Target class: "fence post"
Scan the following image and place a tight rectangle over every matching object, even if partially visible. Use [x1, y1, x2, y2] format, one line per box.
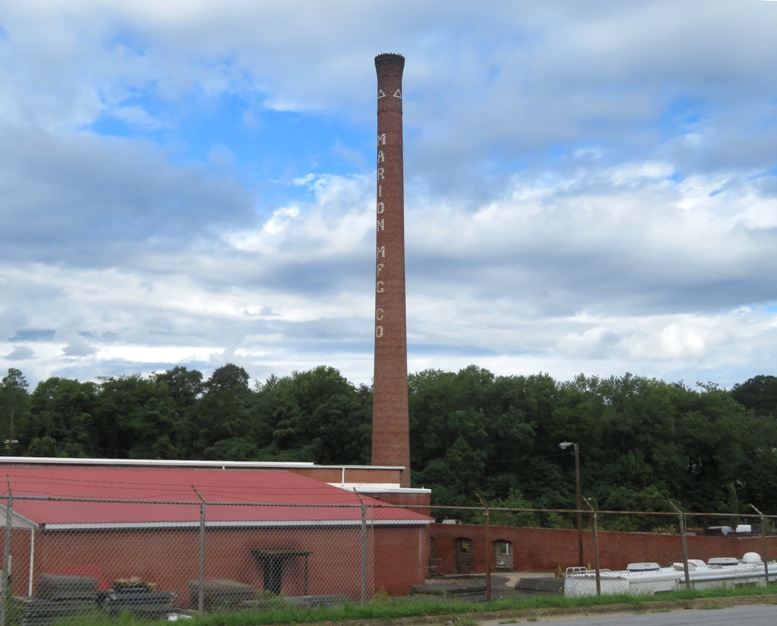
[583, 498, 600, 596]
[476, 493, 492, 601]
[668, 500, 690, 590]
[750, 504, 769, 585]
[353, 490, 368, 604]
[193, 487, 206, 615]
[0, 489, 12, 626]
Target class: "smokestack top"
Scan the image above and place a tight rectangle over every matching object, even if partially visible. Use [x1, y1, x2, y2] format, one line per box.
[375, 53, 405, 71]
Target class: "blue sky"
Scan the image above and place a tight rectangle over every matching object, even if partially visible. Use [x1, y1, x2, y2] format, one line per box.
[2, 0, 777, 391]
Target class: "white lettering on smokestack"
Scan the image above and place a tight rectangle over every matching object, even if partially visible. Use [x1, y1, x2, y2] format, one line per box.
[372, 53, 410, 487]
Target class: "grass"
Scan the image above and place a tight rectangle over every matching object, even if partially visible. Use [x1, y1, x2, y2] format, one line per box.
[30, 585, 777, 626]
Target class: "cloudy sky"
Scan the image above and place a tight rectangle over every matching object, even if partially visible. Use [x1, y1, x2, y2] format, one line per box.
[2, 1, 777, 391]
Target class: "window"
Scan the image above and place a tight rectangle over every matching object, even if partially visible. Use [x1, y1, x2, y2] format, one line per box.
[494, 540, 514, 570]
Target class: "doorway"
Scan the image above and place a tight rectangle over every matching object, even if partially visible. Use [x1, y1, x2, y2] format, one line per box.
[455, 537, 473, 574]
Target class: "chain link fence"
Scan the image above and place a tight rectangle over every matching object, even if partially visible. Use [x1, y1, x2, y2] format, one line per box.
[424, 504, 777, 602]
[0, 494, 425, 625]
[2, 496, 777, 624]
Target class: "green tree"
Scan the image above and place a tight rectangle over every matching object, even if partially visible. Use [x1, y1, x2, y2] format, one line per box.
[184, 364, 257, 459]
[0, 368, 29, 455]
[22, 377, 98, 457]
[94, 375, 177, 458]
[410, 366, 544, 505]
[154, 366, 203, 411]
[257, 366, 370, 464]
[488, 489, 541, 527]
[730, 375, 777, 417]
[153, 366, 204, 458]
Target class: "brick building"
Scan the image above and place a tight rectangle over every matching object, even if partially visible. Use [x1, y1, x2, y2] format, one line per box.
[0, 460, 432, 607]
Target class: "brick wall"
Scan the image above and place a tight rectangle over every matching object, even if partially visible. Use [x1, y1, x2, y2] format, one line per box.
[9, 523, 427, 605]
[429, 523, 777, 575]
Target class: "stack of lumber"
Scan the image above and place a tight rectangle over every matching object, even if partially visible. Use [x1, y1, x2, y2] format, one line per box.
[17, 574, 98, 625]
[188, 578, 254, 611]
[105, 576, 176, 617]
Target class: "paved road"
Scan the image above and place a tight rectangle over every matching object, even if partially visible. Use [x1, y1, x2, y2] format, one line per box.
[480, 603, 777, 625]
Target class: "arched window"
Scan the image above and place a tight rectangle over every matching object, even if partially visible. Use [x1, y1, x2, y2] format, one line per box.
[493, 540, 514, 570]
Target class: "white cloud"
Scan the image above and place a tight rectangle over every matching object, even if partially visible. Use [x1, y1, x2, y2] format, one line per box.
[1, 0, 777, 391]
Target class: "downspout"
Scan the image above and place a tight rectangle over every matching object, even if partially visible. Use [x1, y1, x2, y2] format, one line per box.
[1, 485, 13, 626]
[28, 526, 35, 596]
[353, 489, 368, 604]
[192, 487, 206, 615]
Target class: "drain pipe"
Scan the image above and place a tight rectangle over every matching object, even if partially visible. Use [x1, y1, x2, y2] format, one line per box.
[1, 486, 13, 626]
[192, 487, 206, 615]
[353, 489, 368, 604]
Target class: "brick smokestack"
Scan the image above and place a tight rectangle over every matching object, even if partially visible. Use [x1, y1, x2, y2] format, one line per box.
[372, 53, 411, 487]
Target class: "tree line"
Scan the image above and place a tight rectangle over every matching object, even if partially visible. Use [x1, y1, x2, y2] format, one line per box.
[2, 365, 777, 517]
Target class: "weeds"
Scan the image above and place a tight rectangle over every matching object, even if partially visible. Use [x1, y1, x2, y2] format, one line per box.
[33, 585, 777, 626]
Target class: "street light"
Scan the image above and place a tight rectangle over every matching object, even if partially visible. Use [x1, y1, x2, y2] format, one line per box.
[560, 441, 583, 566]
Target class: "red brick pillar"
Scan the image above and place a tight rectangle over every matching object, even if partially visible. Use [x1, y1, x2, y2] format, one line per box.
[372, 53, 411, 487]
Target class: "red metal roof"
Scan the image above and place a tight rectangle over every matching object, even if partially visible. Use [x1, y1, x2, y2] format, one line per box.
[0, 465, 431, 528]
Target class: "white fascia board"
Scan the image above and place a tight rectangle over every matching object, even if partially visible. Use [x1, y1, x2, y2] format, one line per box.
[0, 456, 316, 469]
[41, 518, 433, 531]
[331, 483, 432, 494]
[0, 457, 405, 471]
